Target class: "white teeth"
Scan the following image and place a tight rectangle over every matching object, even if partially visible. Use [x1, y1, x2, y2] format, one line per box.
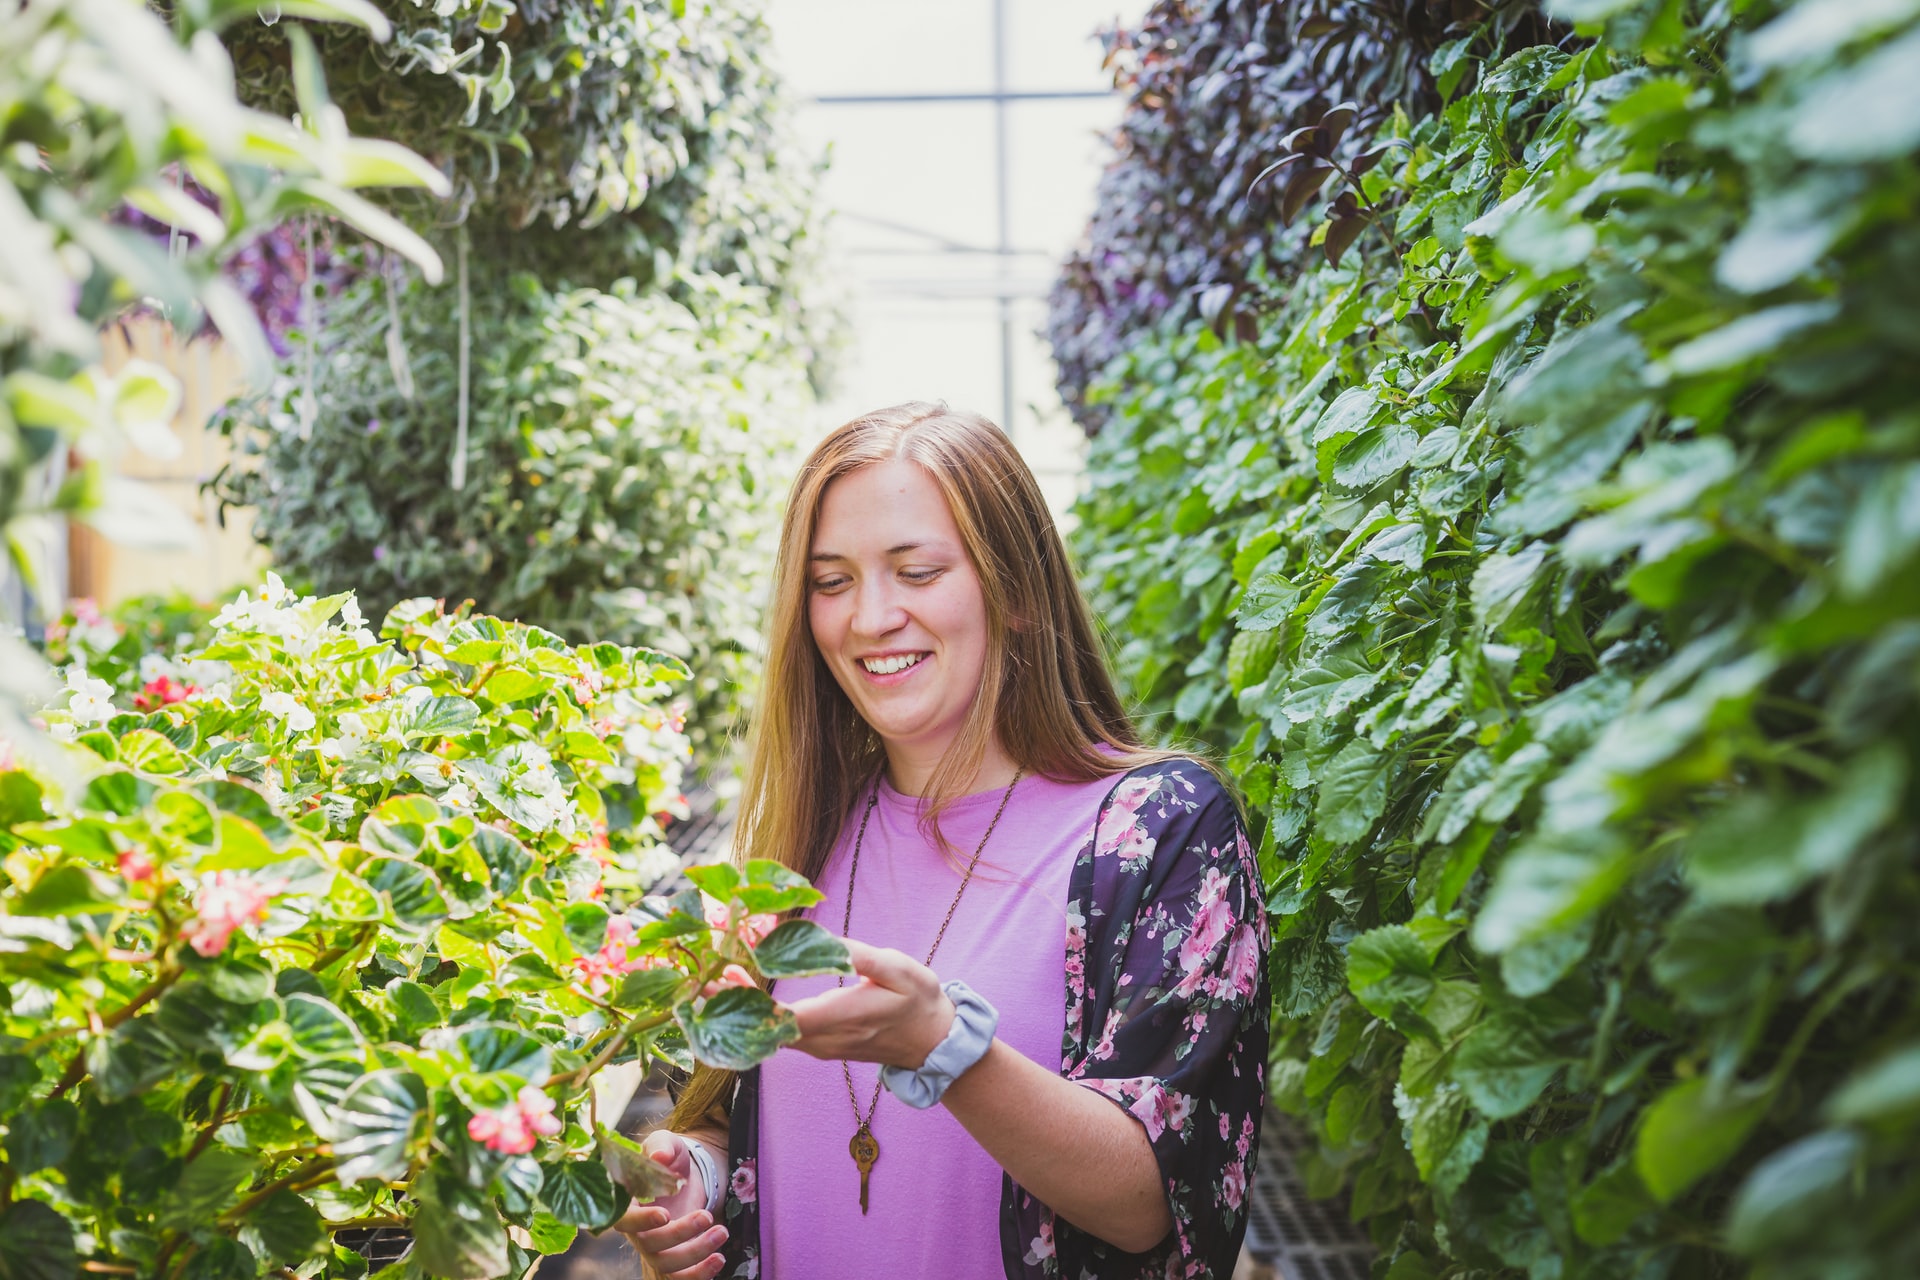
[861, 653, 926, 675]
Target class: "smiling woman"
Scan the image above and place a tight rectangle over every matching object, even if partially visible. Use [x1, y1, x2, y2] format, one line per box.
[617, 403, 1271, 1280]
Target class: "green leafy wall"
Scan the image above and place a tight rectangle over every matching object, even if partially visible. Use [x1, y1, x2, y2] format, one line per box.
[1067, 0, 1920, 1274]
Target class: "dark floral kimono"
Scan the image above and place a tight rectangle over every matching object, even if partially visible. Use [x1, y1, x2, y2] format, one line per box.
[719, 761, 1271, 1280]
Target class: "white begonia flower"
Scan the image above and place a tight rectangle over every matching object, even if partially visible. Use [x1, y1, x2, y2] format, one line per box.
[442, 781, 475, 809]
[259, 691, 317, 734]
[72, 619, 120, 654]
[340, 597, 365, 630]
[261, 572, 293, 606]
[138, 653, 172, 683]
[211, 589, 255, 632]
[259, 770, 287, 809]
[64, 669, 116, 725]
[316, 711, 371, 759]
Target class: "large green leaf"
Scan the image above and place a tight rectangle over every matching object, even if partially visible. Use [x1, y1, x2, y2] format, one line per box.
[159, 1149, 260, 1227]
[1634, 1078, 1769, 1203]
[400, 695, 481, 741]
[412, 1165, 510, 1279]
[0, 1201, 76, 1280]
[362, 856, 451, 929]
[1, 1100, 76, 1175]
[539, 1157, 622, 1229]
[674, 988, 801, 1071]
[752, 920, 853, 979]
[238, 1190, 329, 1266]
[326, 1070, 427, 1186]
[1345, 926, 1434, 1018]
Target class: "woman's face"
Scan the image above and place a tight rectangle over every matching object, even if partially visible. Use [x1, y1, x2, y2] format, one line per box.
[807, 458, 991, 768]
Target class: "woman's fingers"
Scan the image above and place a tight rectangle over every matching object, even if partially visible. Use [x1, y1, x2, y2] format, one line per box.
[613, 1203, 668, 1235]
[625, 1209, 728, 1275]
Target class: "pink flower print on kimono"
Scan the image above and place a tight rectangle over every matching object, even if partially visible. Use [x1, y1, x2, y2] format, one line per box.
[1024, 1215, 1056, 1265]
[1173, 866, 1236, 998]
[1221, 1156, 1247, 1213]
[730, 1158, 757, 1206]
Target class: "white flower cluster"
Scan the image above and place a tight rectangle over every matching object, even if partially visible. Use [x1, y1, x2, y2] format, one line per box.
[259, 691, 317, 734]
[210, 573, 378, 657]
[49, 668, 116, 739]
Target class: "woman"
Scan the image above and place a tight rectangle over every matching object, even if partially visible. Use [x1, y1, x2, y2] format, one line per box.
[618, 403, 1269, 1279]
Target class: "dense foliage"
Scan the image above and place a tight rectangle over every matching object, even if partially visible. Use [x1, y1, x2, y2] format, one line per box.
[1068, 0, 1920, 1274]
[215, 0, 831, 764]
[0, 0, 444, 742]
[223, 0, 826, 303]
[1, 579, 849, 1275]
[215, 268, 805, 759]
[1047, 0, 1554, 432]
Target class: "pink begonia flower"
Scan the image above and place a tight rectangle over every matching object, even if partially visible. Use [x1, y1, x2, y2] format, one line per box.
[118, 850, 155, 883]
[572, 917, 662, 995]
[467, 1087, 564, 1155]
[702, 964, 756, 998]
[730, 1158, 757, 1205]
[186, 872, 273, 957]
[702, 894, 777, 948]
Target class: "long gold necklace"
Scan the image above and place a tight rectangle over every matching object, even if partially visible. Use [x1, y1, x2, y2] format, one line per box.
[837, 768, 1024, 1215]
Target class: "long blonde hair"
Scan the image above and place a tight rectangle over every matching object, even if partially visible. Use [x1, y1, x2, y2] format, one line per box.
[668, 402, 1181, 1131]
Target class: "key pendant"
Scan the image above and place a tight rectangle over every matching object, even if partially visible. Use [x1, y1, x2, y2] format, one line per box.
[849, 1125, 879, 1214]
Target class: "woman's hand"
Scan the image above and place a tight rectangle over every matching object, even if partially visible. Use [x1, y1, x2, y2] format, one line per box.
[613, 1131, 727, 1280]
[785, 938, 955, 1068]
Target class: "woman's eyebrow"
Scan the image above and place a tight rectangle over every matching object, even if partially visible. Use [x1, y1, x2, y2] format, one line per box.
[809, 542, 930, 562]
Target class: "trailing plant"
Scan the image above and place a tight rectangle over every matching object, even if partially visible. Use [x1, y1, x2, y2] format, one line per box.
[1069, 0, 1920, 1275]
[1046, 0, 1554, 433]
[213, 268, 805, 762]
[0, 0, 448, 745]
[0, 576, 849, 1276]
[222, 0, 828, 306]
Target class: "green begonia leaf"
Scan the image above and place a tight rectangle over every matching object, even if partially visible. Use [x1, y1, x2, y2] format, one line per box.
[539, 1158, 622, 1230]
[674, 987, 801, 1071]
[752, 920, 854, 979]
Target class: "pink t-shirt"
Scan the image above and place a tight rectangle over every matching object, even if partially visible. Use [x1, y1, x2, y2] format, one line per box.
[758, 769, 1120, 1279]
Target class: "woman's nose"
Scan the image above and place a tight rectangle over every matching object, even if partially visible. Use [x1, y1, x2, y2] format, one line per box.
[849, 581, 906, 638]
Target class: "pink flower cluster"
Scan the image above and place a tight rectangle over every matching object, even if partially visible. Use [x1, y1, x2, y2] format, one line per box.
[467, 1086, 563, 1154]
[118, 849, 155, 883]
[187, 872, 273, 957]
[572, 918, 661, 995]
[702, 964, 755, 998]
[702, 894, 776, 949]
[134, 675, 199, 711]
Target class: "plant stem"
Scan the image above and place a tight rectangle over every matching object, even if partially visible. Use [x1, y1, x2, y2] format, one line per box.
[550, 1007, 676, 1090]
[219, 1157, 335, 1224]
[186, 1082, 235, 1163]
[49, 965, 183, 1100]
[313, 924, 377, 973]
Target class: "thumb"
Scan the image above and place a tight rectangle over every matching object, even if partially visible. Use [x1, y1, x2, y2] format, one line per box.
[847, 939, 919, 991]
[642, 1129, 691, 1175]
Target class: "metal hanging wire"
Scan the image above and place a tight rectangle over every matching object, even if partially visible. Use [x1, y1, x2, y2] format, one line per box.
[450, 229, 470, 491]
